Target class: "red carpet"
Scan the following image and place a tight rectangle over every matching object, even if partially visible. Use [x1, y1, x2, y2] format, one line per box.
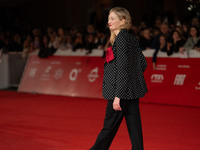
[0, 91, 200, 150]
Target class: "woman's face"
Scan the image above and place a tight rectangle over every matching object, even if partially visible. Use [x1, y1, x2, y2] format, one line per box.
[190, 27, 197, 37]
[172, 32, 180, 40]
[108, 11, 124, 32]
[159, 36, 166, 45]
[58, 28, 64, 36]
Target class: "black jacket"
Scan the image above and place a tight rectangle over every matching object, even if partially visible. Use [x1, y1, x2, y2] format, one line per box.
[102, 29, 148, 100]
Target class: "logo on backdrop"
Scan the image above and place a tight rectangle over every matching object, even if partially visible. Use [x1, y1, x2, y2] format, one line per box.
[69, 68, 82, 81]
[195, 82, 200, 90]
[174, 74, 186, 85]
[156, 64, 167, 70]
[41, 66, 52, 81]
[88, 67, 99, 83]
[54, 69, 64, 80]
[151, 74, 164, 83]
[29, 68, 37, 77]
[177, 65, 190, 69]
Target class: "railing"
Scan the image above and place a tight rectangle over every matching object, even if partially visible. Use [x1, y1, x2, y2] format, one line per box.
[0, 52, 27, 89]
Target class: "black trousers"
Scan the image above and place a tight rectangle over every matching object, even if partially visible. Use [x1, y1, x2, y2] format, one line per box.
[90, 99, 143, 150]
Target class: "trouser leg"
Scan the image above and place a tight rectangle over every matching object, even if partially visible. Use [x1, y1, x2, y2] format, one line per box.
[124, 99, 144, 150]
[90, 100, 124, 150]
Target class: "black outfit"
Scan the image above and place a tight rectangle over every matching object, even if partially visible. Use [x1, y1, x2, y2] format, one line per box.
[167, 39, 185, 56]
[90, 29, 148, 150]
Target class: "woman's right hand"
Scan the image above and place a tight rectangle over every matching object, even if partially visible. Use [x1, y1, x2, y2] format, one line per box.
[113, 97, 122, 111]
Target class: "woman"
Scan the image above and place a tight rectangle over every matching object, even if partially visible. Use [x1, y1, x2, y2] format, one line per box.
[179, 26, 200, 53]
[152, 35, 167, 70]
[90, 7, 148, 150]
[167, 31, 185, 56]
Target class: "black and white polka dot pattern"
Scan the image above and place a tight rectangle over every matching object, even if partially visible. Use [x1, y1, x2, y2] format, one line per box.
[102, 29, 148, 100]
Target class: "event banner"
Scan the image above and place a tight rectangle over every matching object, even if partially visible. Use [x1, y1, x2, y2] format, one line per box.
[18, 55, 200, 107]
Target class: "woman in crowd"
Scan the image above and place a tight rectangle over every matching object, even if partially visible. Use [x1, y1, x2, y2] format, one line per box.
[65, 34, 73, 49]
[90, 7, 148, 150]
[167, 30, 185, 56]
[152, 35, 167, 69]
[22, 34, 33, 58]
[56, 27, 66, 50]
[85, 34, 96, 54]
[179, 26, 200, 53]
[73, 32, 84, 51]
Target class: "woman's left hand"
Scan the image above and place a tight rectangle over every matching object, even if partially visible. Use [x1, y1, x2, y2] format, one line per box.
[113, 97, 122, 111]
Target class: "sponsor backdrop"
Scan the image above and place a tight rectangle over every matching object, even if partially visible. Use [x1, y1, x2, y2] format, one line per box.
[18, 55, 200, 107]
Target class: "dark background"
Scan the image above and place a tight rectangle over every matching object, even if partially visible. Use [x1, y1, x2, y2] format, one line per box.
[0, 0, 199, 30]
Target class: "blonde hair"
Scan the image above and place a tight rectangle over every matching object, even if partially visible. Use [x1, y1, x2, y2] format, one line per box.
[109, 7, 132, 45]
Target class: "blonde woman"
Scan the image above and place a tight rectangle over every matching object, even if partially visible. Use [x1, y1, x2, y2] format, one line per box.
[90, 7, 148, 150]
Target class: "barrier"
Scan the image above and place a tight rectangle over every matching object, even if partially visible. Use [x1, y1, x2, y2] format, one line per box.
[18, 56, 104, 98]
[0, 52, 27, 89]
[0, 53, 9, 89]
[18, 50, 200, 107]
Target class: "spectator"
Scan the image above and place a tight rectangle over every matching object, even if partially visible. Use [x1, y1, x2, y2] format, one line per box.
[179, 26, 200, 53]
[93, 30, 108, 49]
[73, 32, 84, 51]
[56, 27, 66, 50]
[151, 23, 170, 50]
[191, 17, 199, 28]
[38, 35, 50, 58]
[66, 35, 73, 49]
[48, 33, 57, 50]
[86, 24, 96, 36]
[154, 18, 162, 29]
[9, 33, 22, 52]
[46, 26, 54, 37]
[152, 27, 160, 38]
[175, 25, 186, 40]
[32, 28, 41, 38]
[152, 35, 167, 69]
[22, 34, 33, 58]
[85, 34, 96, 54]
[32, 36, 40, 51]
[139, 28, 153, 50]
[130, 25, 140, 39]
[182, 23, 189, 40]
[167, 31, 185, 56]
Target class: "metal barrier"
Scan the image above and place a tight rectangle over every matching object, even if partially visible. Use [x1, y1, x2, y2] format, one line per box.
[0, 52, 27, 89]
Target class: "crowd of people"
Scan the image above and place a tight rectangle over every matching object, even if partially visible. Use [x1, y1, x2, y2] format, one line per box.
[1, 7, 200, 68]
[0, 25, 109, 58]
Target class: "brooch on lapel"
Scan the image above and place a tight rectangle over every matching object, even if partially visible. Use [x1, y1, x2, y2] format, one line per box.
[106, 47, 115, 63]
